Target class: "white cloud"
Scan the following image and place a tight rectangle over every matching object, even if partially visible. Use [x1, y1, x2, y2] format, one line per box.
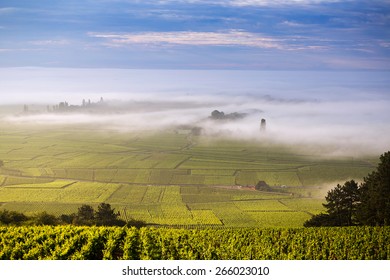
[379, 40, 390, 48]
[29, 40, 71, 46]
[90, 30, 333, 52]
[90, 30, 285, 49]
[226, 0, 344, 6]
[0, 7, 19, 14]
[280, 21, 305, 27]
[155, 0, 346, 6]
[0, 48, 45, 52]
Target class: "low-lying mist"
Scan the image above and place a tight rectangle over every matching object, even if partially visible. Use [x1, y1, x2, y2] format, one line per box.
[1, 68, 389, 158]
[1, 94, 389, 158]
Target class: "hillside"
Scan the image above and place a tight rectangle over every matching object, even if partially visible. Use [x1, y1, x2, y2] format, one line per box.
[0, 124, 376, 227]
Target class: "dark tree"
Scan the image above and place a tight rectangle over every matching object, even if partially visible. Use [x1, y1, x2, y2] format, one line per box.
[211, 110, 225, 119]
[255, 180, 272, 192]
[305, 180, 360, 227]
[126, 219, 147, 228]
[323, 180, 360, 226]
[303, 213, 337, 227]
[305, 151, 390, 227]
[357, 151, 390, 225]
[0, 159, 3, 167]
[33, 212, 59, 225]
[191, 127, 203, 136]
[96, 203, 124, 226]
[59, 213, 77, 224]
[75, 204, 95, 225]
[0, 209, 28, 225]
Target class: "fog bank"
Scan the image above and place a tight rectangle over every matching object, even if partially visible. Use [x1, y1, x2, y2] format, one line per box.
[0, 68, 389, 157]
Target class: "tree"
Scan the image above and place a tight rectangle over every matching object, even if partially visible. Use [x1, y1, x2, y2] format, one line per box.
[33, 212, 59, 225]
[59, 213, 77, 224]
[126, 218, 147, 228]
[255, 180, 272, 192]
[0, 159, 3, 167]
[211, 110, 225, 119]
[357, 151, 390, 225]
[305, 180, 360, 227]
[303, 213, 337, 227]
[75, 204, 95, 225]
[0, 209, 28, 225]
[324, 180, 360, 226]
[305, 151, 390, 227]
[191, 126, 203, 136]
[95, 203, 124, 226]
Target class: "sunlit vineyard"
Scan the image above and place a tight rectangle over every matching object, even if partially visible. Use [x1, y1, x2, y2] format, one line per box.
[0, 226, 388, 260]
[0, 124, 377, 227]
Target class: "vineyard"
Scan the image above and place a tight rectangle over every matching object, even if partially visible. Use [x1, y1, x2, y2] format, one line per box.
[0, 226, 388, 260]
[0, 124, 377, 227]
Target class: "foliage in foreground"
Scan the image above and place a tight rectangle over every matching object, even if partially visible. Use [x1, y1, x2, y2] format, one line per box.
[0, 203, 146, 227]
[0, 226, 389, 260]
[305, 151, 390, 227]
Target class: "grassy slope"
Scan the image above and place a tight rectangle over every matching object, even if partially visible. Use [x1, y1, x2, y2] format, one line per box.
[0, 124, 377, 227]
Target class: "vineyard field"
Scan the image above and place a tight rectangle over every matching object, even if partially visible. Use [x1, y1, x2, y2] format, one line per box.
[0, 226, 388, 260]
[0, 124, 378, 227]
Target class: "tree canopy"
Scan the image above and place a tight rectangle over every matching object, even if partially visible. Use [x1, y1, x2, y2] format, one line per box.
[357, 151, 390, 225]
[305, 151, 390, 227]
[0, 210, 28, 225]
[73, 203, 126, 226]
[74, 204, 95, 226]
[0, 203, 134, 226]
[96, 203, 124, 226]
[304, 180, 359, 227]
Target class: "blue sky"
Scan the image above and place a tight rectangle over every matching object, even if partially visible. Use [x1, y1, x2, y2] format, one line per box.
[1, 0, 390, 69]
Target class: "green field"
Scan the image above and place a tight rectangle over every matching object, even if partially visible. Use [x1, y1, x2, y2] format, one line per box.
[1, 226, 389, 260]
[0, 124, 377, 227]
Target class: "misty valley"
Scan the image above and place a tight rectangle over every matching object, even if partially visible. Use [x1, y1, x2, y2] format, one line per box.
[0, 106, 377, 227]
[1, 0, 390, 263]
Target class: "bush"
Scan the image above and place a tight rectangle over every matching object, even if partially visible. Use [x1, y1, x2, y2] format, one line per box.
[32, 212, 59, 225]
[126, 219, 147, 228]
[0, 210, 28, 225]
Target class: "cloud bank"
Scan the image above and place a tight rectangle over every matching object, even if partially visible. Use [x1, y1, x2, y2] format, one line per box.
[155, 0, 348, 6]
[1, 68, 389, 157]
[2, 92, 389, 157]
[90, 31, 284, 49]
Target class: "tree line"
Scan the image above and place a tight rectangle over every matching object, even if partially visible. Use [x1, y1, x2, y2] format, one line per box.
[0, 203, 146, 227]
[305, 151, 390, 227]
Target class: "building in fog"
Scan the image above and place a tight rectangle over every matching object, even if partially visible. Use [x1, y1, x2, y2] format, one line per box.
[260, 118, 266, 132]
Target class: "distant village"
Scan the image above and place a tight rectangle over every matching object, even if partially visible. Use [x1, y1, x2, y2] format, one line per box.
[209, 109, 266, 131]
[21, 98, 267, 134]
[23, 97, 107, 114]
